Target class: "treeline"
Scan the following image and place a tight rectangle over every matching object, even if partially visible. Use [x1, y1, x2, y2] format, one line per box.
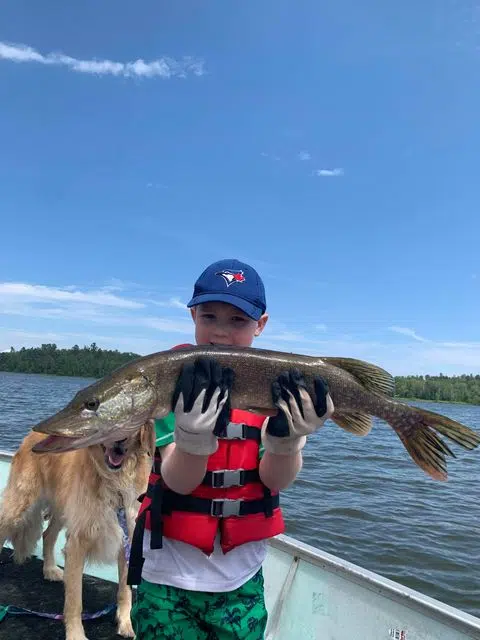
[0, 345, 479, 405]
[0, 343, 140, 378]
[394, 374, 480, 405]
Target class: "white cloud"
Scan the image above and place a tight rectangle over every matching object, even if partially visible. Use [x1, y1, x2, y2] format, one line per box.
[1, 301, 192, 333]
[148, 297, 187, 309]
[0, 41, 205, 79]
[440, 341, 480, 348]
[142, 317, 192, 333]
[315, 168, 344, 177]
[1, 281, 479, 376]
[265, 330, 336, 346]
[257, 335, 385, 360]
[0, 282, 194, 342]
[298, 150, 311, 161]
[0, 279, 194, 344]
[0, 283, 143, 309]
[1, 303, 107, 322]
[103, 278, 142, 290]
[260, 152, 281, 161]
[389, 326, 428, 342]
[417, 344, 480, 370]
[267, 331, 309, 342]
[147, 182, 168, 189]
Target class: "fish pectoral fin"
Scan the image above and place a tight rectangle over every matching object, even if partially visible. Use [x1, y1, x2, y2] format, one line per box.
[323, 357, 395, 397]
[332, 411, 372, 436]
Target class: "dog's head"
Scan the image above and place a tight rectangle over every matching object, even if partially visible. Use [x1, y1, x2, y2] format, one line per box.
[92, 420, 155, 473]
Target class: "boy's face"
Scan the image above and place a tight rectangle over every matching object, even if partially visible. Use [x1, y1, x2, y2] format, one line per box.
[191, 301, 268, 347]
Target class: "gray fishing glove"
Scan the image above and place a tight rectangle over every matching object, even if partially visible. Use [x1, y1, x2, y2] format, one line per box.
[172, 357, 233, 456]
[262, 369, 334, 455]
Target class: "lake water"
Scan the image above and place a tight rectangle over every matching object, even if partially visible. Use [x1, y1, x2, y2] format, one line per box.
[0, 370, 479, 617]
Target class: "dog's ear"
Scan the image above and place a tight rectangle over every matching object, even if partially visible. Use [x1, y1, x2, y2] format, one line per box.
[139, 420, 156, 458]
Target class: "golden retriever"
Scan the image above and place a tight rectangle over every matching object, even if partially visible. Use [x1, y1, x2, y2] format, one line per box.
[0, 423, 154, 640]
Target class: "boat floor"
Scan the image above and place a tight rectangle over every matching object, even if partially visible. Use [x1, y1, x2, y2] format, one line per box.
[0, 547, 122, 639]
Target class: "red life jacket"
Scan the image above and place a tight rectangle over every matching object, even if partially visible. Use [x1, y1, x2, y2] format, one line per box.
[126, 344, 285, 585]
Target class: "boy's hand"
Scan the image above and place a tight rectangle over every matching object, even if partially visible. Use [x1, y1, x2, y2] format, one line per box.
[262, 369, 334, 455]
[172, 357, 234, 456]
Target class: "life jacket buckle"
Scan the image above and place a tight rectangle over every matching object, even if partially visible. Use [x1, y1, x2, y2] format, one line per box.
[210, 498, 243, 517]
[211, 469, 245, 488]
[223, 422, 247, 440]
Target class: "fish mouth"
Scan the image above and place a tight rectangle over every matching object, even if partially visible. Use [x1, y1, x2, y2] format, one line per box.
[32, 434, 130, 471]
[31, 412, 150, 454]
[31, 432, 106, 454]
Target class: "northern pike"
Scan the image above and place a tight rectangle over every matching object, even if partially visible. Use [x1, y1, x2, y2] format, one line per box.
[31, 345, 480, 481]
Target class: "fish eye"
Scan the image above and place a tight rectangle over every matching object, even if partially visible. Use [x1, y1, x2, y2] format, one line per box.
[84, 398, 100, 411]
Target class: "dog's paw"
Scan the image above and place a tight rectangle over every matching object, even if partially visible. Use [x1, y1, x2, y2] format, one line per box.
[43, 565, 64, 581]
[65, 630, 89, 640]
[117, 615, 135, 638]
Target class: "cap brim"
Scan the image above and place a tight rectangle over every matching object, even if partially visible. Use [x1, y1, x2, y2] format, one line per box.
[187, 293, 263, 321]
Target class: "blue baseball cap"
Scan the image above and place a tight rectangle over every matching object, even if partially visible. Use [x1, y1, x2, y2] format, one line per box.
[187, 259, 267, 320]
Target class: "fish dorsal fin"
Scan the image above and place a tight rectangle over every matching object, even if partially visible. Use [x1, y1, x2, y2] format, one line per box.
[332, 411, 372, 436]
[322, 357, 395, 397]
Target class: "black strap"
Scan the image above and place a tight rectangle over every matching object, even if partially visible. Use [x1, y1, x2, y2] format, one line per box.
[127, 510, 146, 586]
[263, 486, 274, 518]
[162, 490, 279, 517]
[127, 471, 165, 585]
[202, 468, 260, 488]
[153, 449, 162, 474]
[149, 482, 164, 549]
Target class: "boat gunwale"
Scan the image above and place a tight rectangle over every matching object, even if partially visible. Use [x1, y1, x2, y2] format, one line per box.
[1, 449, 479, 637]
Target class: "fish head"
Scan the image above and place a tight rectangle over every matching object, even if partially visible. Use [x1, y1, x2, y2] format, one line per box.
[31, 368, 158, 453]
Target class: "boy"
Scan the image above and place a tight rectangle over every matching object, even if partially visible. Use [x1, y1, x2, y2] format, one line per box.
[129, 258, 334, 639]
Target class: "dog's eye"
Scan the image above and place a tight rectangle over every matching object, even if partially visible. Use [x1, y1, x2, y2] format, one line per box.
[84, 398, 100, 411]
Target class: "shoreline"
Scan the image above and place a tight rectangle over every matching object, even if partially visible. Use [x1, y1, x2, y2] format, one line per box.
[397, 397, 478, 406]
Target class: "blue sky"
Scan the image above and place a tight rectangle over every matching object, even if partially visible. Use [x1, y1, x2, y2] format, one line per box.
[1, 1, 479, 375]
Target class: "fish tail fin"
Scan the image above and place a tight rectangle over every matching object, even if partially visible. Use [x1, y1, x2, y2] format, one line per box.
[389, 407, 480, 481]
[322, 357, 395, 397]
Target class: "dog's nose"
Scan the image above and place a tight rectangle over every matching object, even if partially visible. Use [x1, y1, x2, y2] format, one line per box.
[113, 439, 127, 454]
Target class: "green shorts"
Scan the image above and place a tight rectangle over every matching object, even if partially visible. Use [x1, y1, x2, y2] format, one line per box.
[131, 569, 268, 640]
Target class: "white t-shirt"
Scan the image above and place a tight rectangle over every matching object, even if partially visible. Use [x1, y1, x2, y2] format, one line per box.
[141, 531, 267, 592]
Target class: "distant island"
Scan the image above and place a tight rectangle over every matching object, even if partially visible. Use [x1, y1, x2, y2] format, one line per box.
[1, 343, 479, 405]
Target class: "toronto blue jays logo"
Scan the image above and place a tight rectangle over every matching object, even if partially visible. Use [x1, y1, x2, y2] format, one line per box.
[215, 270, 246, 287]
